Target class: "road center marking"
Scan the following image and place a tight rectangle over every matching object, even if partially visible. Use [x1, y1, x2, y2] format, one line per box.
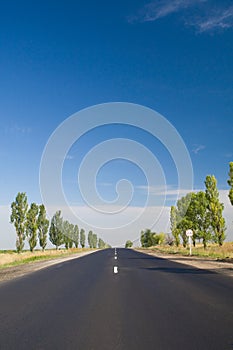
[114, 266, 118, 274]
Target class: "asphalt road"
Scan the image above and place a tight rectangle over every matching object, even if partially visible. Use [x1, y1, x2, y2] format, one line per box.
[0, 248, 232, 350]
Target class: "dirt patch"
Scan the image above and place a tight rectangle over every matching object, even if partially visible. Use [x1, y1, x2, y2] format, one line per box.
[0, 251, 96, 284]
[135, 249, 233, 278]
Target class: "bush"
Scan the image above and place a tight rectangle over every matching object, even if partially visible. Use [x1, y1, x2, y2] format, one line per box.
[125, 240, 133, 248]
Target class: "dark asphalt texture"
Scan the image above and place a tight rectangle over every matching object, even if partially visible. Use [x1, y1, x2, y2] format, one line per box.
[0, 248, 232, 350]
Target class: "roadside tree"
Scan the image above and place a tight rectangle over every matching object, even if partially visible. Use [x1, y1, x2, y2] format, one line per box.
[49, 211, 64, 249]
[26, 203, 39, 252]
[37, 204, 49, 251]
[80, 229, 86, 248]
[205, 175, 226, 246]
[10, 192, 28, 252]
[125, 240, 133, 248]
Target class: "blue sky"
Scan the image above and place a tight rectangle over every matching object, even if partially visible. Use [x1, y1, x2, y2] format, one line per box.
[0, 0, 233, 247]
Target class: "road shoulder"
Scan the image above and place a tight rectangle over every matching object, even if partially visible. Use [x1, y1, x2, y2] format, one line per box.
[0, 250, 97, 283]
[135, 248, 233, 278]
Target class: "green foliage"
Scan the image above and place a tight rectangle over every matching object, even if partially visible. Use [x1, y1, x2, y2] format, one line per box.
[87, 231, 98, 248]
[176, 193, 193, 247]
[188, 192, 211, 249]
[227, 162, 233, 206]
[92, 234, 98, 248]
[170, 206, 180, 247]
[105, 243, 112, 248]
[125, 240, 133, 248]
[49, 211, 64, 249]
[88, 231, 94, 248]
[63, 220, 73, 249]
[141, 229, 153, 247]
[154, 233, 165, 245]
[10, 192, 28, 252]
[170, 185, 226, 249]
[37, 204, 49, 251]
[205, 175, 226, 246]
[26, 203, 39, 252]
[80, 229, 86, 248]
[141, 229, 165, 247]
[98, 238, 106, 249]
[72, 225, 79, 248]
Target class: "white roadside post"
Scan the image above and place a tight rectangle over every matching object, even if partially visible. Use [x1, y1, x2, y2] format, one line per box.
[186, 229, 193, 256]
[114, 248, 118, 273]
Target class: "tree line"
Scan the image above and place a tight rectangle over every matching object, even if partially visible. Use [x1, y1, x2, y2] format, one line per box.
[140, 163, 233, 249]
[10, 192, 110, 253]
[170, 163, 233, 249]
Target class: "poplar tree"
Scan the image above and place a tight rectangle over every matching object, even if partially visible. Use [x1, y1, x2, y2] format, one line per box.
[10, 192, 28, 252]
[176, 193, 193, 247]
[49, 211, 64, 249]
[188, 192, 211, 249]
[170, 206, 180, 247]
[26, 203, 39, 252]
[205, 175, 226, 246]
[92, 233, 98, 248]
[98, 238, 106, 249]
[88, 230, 94, 248]
[37, 204, 49, 251]
[63, 221, 73, 249]
[80, 228, 86, 248]
[73, 225, 79, 248]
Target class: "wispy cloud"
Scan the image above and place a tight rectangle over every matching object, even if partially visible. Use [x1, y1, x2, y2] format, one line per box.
[4, 124, 31, 135]
[136, 185, 194, 198]
[129, 0, 206, 23]
[194, 5, 233, 32]
[129, 1, 233, 33]
[223, 152, 233, 159]
[192, 144, 205, 154]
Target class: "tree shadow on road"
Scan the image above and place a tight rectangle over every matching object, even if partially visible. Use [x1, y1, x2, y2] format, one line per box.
[127, 256, 164, 260]
[140, 266, 216, 275]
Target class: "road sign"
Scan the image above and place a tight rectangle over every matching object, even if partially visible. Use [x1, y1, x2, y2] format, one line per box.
[186, 229, 193, 255]
[186, 229, 193, 237]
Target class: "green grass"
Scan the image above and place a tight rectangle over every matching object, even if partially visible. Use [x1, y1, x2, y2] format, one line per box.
[1, 253, 70, 268]
[0, 248, 95, 269]
[139, 242, 233, 261]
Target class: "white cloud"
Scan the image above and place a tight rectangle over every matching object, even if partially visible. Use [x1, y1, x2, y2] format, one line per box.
[191, 5, 233, 33]
[129, 0, 206, 23]
[192, 144, 206, 154]
[136, 184, 193, 198]
[4, 124, 32, 134]
[130, 1, 233, 33]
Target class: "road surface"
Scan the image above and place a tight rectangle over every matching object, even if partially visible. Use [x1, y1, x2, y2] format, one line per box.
[0, 248, 232, 349]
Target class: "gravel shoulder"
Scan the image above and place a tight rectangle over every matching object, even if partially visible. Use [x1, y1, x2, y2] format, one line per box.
[0, 251, 97, 283]
[135, 249, 233, 278]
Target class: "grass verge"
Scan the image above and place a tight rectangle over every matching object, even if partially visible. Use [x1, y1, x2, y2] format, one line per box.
[0, 248, 95, 269]
[139, 242, 233, 262]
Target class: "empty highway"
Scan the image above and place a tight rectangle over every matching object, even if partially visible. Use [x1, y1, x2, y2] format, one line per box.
[0, 248, 232, 349]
